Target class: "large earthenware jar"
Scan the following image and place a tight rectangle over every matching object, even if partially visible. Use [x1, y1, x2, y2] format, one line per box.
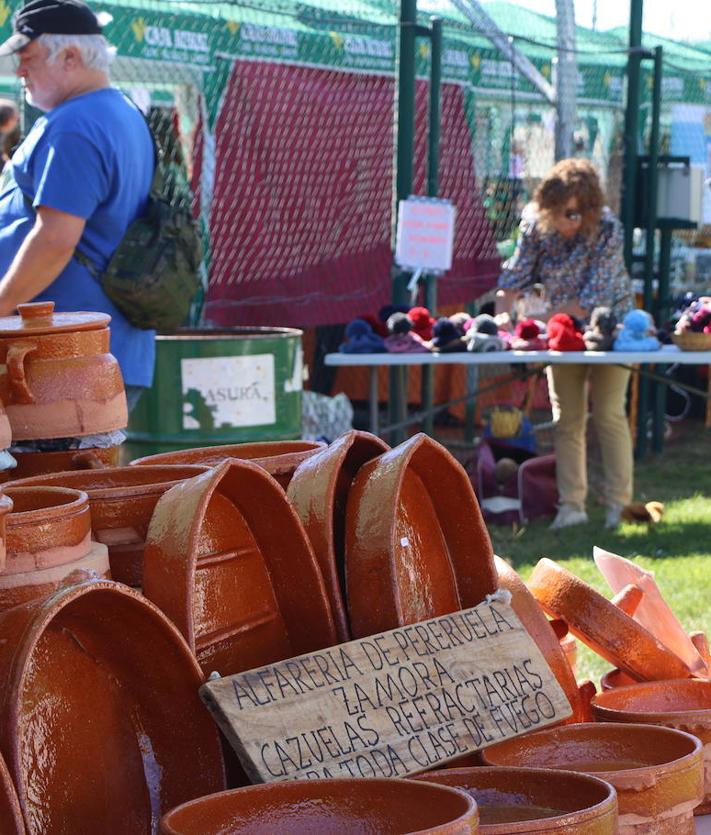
[411, 766, 617, 832]
[144, 459, 337, 676]
[0, 302, 127, 440]
[287, 430, 389, 641]
[159, 778, 478, 834]
[481, 722, 703, 833]
[0, 486, 109, 610]
[527, 559, 693, 682]
[345, 433, 497, 638]
[131, 440, 325, 489]
[592, 679, 711, 814]
[0, 577, 225, 834]
[4, 465, 208, 587]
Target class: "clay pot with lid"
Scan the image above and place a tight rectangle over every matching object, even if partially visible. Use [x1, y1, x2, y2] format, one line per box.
[592, 679, 711, 814]
[144, 459, 338, 677]
[0, 576, 225, 834]
[4, 465, 208, 587]
[527, 558, 693, 682]
[131, 440, 326, 488]
[345, 433, 497, 638]
[0, 302, 127, 440]
[411, 766, 617, 833]
[0, 485, 109, 610]
[481, 722, 703, 833]
[287, 430, 389, 641]
[160, 778, 478, 835]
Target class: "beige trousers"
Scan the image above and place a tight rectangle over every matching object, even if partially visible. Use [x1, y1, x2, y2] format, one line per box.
[546, 364, 633, 511]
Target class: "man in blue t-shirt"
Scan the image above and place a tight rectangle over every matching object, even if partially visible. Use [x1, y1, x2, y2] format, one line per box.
[0, 0, 155, 406]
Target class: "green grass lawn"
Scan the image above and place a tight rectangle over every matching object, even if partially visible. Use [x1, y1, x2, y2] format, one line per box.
[487, 420, 711, 685]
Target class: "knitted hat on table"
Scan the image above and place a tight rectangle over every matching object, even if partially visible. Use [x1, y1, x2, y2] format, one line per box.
[547, 313, 585, 351]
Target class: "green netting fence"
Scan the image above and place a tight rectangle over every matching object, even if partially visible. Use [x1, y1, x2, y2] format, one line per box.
[0, 0, 709, 323]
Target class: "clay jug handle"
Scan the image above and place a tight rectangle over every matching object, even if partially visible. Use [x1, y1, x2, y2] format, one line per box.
[71, 451, 106, 470]
[7, 341, 38, 404]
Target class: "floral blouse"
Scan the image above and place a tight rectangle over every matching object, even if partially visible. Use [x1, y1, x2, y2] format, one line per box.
[498, 204, 635, 321]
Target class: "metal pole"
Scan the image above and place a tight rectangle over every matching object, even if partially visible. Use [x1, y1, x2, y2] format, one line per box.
[643, 46, 662, 312]
[554, 0, 577, 160]
[621, 0, 644, 271]
[393, 0, 418, 308]
[390, 0, 418, 443]
[422, 16, 442, 436]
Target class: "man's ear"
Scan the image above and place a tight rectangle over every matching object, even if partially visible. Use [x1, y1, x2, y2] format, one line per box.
[63, 47, 82, 70]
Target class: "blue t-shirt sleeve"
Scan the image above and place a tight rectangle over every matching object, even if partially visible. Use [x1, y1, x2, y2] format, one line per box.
[32, 131, 109, 219]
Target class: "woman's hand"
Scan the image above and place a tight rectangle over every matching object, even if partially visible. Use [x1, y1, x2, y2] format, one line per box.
[495, 288, 517, 315]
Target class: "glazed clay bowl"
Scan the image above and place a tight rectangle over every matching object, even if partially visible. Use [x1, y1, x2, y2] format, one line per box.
[131, 440, 326, 489]
[592, 679, 711, 814]
[144, 459, 338, 677]
[3, 465, 208, 587]
[410, 766, 617, 833]
[287, 430, 389, 641]
[345, 433, 497, 638]
[0, 577, 225, 834]
[494, 556, 584, 723]
[159, 778, 478, 834]
[0, 446, 119, 482]
[481, 722, 703, 834]
[600, 668, 636, 691]
[527, 558, 693, 682]
[3, 486, 91, 574]
[0, 301, 127, 440]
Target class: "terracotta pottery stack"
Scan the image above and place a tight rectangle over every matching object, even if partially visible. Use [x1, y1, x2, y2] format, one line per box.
[0, 486, 109, 610]
[481, 722, 704, 833]
[0, 302, 128, 480]
[5, 465, 209, 587]
[592, 679, 711, 815]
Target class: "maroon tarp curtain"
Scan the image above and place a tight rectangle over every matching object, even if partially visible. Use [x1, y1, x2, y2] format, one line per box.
[203, 60, 500, 328]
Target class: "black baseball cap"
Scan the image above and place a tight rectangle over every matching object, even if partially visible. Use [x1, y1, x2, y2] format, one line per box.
[0, 0, 103, 57]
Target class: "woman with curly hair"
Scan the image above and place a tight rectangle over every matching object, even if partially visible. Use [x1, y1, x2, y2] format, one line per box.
[497, 158, 635, 530]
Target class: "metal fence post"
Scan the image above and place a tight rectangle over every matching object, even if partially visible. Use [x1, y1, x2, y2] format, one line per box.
[621, 0, 644, 272]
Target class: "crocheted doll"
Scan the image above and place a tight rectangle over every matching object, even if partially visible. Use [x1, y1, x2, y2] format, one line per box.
[430, 317, 468, 352]
[614, 309, 660, 351]
[584, 307, 618, 351]
[463, 313, 506, 353]
[408, 306, 436, 342]
[339, 319, 386, 353]
[384, 312, 430, 353]
[512, 318, 547, 351]
[547, 313, 585, 351]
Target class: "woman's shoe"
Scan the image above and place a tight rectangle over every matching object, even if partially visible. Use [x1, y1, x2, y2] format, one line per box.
[604, 504, 624, 529]
[549, 505, 589, 529]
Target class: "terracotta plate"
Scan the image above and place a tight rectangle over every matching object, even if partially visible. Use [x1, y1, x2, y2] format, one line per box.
[0, 578, 225, 834]
[345, 433, 497, 638]
[144, 460, 338, 676]
[527, 558, 693, 682]
[287, 430, 389, 641]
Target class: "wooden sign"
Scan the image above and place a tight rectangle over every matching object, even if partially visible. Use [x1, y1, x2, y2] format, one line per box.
[200, 598, 572, 784]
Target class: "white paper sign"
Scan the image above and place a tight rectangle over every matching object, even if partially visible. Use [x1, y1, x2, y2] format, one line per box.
[181, 355, 276, 430]
[395, 197, 456, 272]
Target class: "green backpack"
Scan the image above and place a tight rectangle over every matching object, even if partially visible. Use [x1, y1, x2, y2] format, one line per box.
[74, 123, 203, 332]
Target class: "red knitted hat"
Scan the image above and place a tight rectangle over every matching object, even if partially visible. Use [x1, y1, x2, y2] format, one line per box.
[408, 306, 435, 341]
[547, 313, 585, 351]
[515, 318, 540, 341]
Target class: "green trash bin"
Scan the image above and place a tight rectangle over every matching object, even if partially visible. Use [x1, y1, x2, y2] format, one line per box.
[125, 327, 303, 460]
